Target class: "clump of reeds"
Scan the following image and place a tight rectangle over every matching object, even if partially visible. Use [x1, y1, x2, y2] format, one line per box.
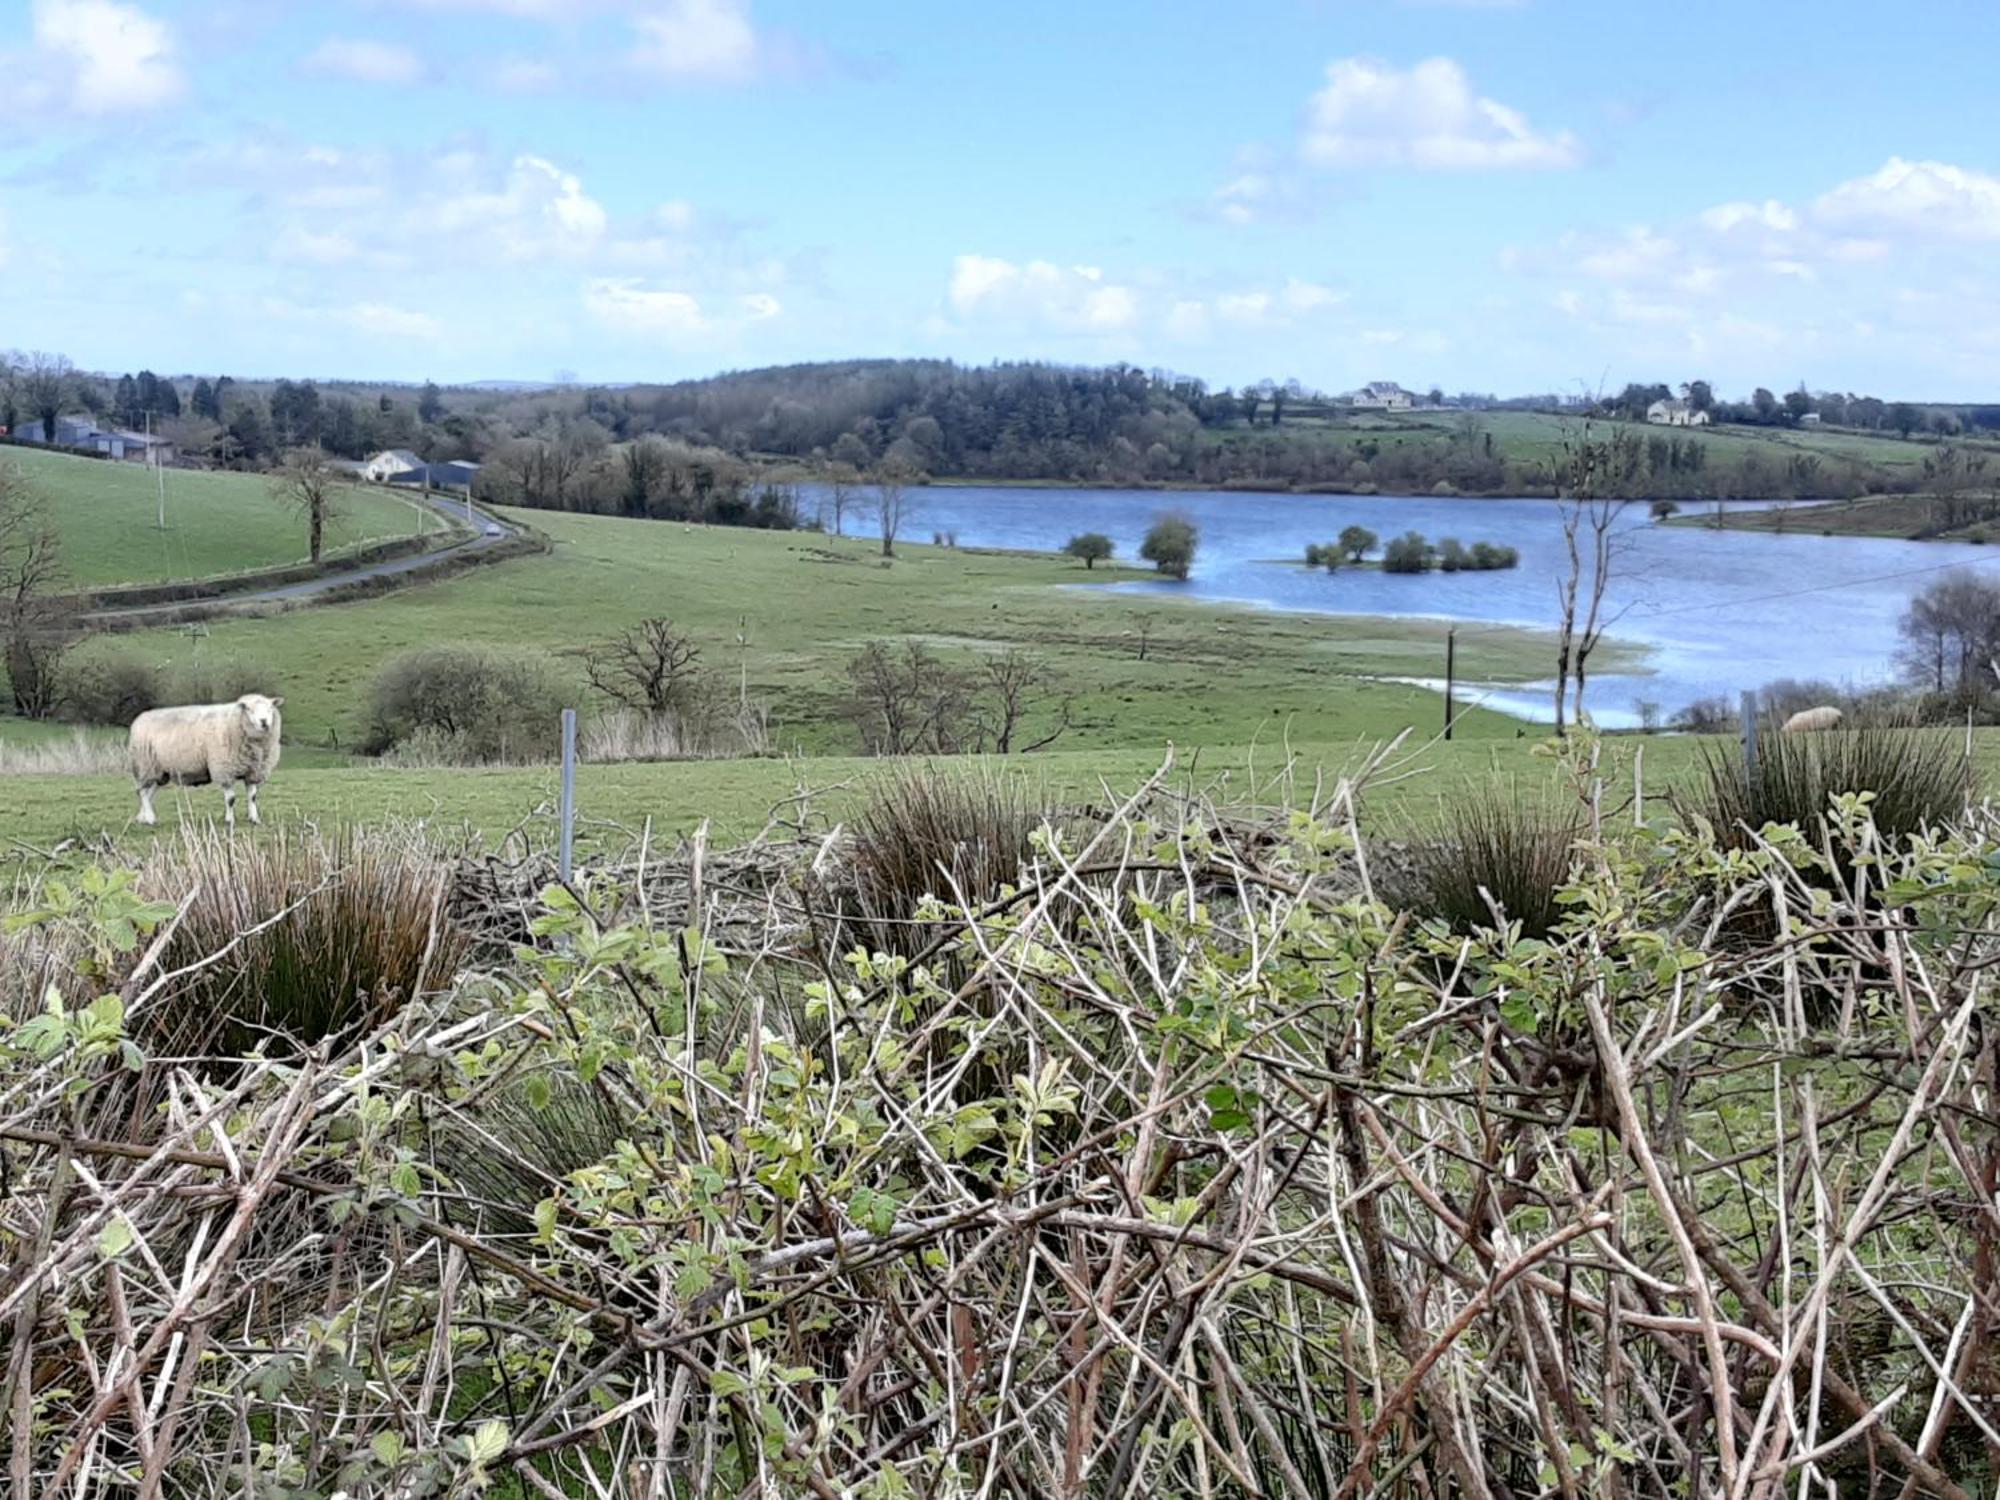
[0, 728, 126, 776]
[137, 822, 470, 1057]
[1693, 719, 1974, 847]
[1379, 787, 1584, 938]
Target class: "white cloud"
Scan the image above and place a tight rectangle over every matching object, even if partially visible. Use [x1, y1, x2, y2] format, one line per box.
[304, 38, 427, 86]
[944, 256, 1347, 347]
[494, 58, 560, 92]
[629, 0, 760, 82]
[345, 303, 445, 340]
[1813, 158, 2000, 242]
[584, 278, 783, 338]
[431, 155, 610, 261]
[29, 0, 185, 114]
[947, 256, 1140, 334]
[1698, 199, 1798, 234]
[1299, 57, 1581, 171]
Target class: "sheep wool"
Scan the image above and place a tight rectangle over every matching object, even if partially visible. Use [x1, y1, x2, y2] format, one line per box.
[1781, 705, 1843, 734]
[129, 693, 284, 828]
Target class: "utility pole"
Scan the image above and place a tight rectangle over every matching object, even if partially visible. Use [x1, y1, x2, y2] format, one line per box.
[558, 707, 577, 883]
[148, 410, 165, 529]
[1443, 627, 1456, 740]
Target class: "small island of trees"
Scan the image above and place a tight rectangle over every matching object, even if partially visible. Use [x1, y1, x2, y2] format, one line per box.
[1304, 527, 1518, 574]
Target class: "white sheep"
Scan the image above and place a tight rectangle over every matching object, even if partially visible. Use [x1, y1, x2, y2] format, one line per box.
[129, 693, 284, 828]
[1781, 705, 1844, 733]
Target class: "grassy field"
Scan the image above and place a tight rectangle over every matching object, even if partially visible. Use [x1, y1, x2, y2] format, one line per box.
[61, 507, 1615, 753]
[0, 731, 1718, 852]
[3, 446, 440, 586]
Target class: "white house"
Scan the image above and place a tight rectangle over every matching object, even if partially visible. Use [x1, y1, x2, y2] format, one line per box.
[1346, 381, 1414, 411]
[1798, 411, 1822, 427]
[1646, 399, 1711, 427]
[361, 449, 423, 482]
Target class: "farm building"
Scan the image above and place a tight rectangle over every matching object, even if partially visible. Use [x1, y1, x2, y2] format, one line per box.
[1646, 398, 1711, 427]
[361, 449, 424, 482]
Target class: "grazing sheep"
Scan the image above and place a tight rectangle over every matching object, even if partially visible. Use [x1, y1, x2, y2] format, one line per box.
[1781, 705, 1844, 734]
[129, 693, 284, 828]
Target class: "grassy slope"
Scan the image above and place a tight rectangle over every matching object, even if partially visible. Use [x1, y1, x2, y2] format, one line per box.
[63, 508, 1606, 752]
[1196, 409, 1991, 482]
[4, 446, 438, 586]
[1680, 493, 2000, 541]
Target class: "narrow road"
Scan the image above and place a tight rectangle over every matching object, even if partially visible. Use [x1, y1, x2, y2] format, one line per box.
[85, 489, 525, 624]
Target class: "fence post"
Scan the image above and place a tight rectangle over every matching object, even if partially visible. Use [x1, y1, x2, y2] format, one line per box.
[1739, 690, 1759, 784]
[559, 707, 577, 883]
[1443, 627, 1456, 741]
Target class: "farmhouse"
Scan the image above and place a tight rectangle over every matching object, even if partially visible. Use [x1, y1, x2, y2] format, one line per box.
[1646, 398, 1711, 427]
[361, 449, 424, 482]
[1798, 411, 1822, 426]
[1345, 381, 1414, 411]
[8, 413, 176, 464]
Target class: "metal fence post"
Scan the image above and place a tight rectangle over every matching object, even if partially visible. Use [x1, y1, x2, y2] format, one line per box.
[559, 707, 577, 883]
[1739, 690, 1759, 784]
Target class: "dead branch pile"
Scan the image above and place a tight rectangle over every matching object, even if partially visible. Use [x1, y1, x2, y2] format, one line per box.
[6, 761, 2000, 1495]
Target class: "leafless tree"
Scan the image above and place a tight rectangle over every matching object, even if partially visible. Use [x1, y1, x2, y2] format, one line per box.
[270, 446, 347, 563]
[0, 465, 74, 718]
[1552, 421, 1632, 731]
[585, 618, 702, 713]
[823, 460, 860, 537]
[977, 650, 1073, 753]
[874, 460, 918, 559]
[16, 351, 73, 445]
[847, 640, 975, 754]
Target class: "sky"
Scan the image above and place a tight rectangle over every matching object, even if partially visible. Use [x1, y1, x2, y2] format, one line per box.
[4, 0, 2000, 397]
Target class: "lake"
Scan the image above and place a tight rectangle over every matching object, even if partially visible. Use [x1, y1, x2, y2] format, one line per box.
[817, 485, 1998, 727]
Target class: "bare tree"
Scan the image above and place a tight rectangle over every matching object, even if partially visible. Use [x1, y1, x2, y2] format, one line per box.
[978, 649, 1073, 753]
[1552, 421, 1632, 732]
[17, 352, 73, 445]
[874, 460, 918, 559]
[847, 640, 975, 754]
[270, 446, 347, 564]
[585, 618, 702, 712]
[0, 465, 73, 718]
[823, 460, 860, 537]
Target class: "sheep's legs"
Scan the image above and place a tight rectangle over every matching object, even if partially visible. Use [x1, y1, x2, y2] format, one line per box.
[246, 781, 261, 826]
[223, 780, 237, 830]
[136, 783, 156, 826]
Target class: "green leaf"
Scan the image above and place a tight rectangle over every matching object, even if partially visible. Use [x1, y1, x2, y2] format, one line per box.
[97, 1217, 134, 1259]
[466, 1418, 509, 1465]
[370, 1432, 406, 1466]
[524, 1074, 552, 1111]
[533, 1196, 559, 1245]
[388, 1162, 421, 1198]
[710, 1369, 750, 1399]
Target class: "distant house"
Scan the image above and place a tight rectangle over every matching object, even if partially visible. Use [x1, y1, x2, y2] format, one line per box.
[387, 460, 481, 490]
[1646, 399, 1711, 427]
[1345, 381, 1414, 411]
[361, 449, 424, 483]
[1798, 411, 1822, 427]
[11, 412, 175, 464]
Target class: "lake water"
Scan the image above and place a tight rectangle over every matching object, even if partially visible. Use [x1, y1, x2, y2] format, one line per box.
[817, 485, 1999, 727]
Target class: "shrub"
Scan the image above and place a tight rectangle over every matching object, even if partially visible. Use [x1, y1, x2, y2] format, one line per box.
[1436, 537, 1469, 573]
[367, 644, 572, 764]
[135, 823, 471, 1058]
[1692, 721, 1974, 848]
[1673, 695, 1737, 733]
[1064, 532, 1114, 569]
[1469, 541, 1519, 570]
[65, 653, 163, 725]
[1381, 531, 1432, 573]
[581, 703, 771, 763]
[1379, 792, 1584, 940]
[1302, 542, 1325, 567]
[1139, 512, 1198, 579]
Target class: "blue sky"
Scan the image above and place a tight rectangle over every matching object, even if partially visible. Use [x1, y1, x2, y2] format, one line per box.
[4, 0, 1999, 396]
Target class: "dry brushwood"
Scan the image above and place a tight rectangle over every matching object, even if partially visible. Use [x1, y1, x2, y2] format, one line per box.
[8, 745, 2000, 1495]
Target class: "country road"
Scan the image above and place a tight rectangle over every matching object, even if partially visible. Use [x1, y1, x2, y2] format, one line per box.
[84, 488, 525, 625]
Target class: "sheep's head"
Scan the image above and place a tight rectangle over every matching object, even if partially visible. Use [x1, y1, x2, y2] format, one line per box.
[236, 693, 284, 739]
